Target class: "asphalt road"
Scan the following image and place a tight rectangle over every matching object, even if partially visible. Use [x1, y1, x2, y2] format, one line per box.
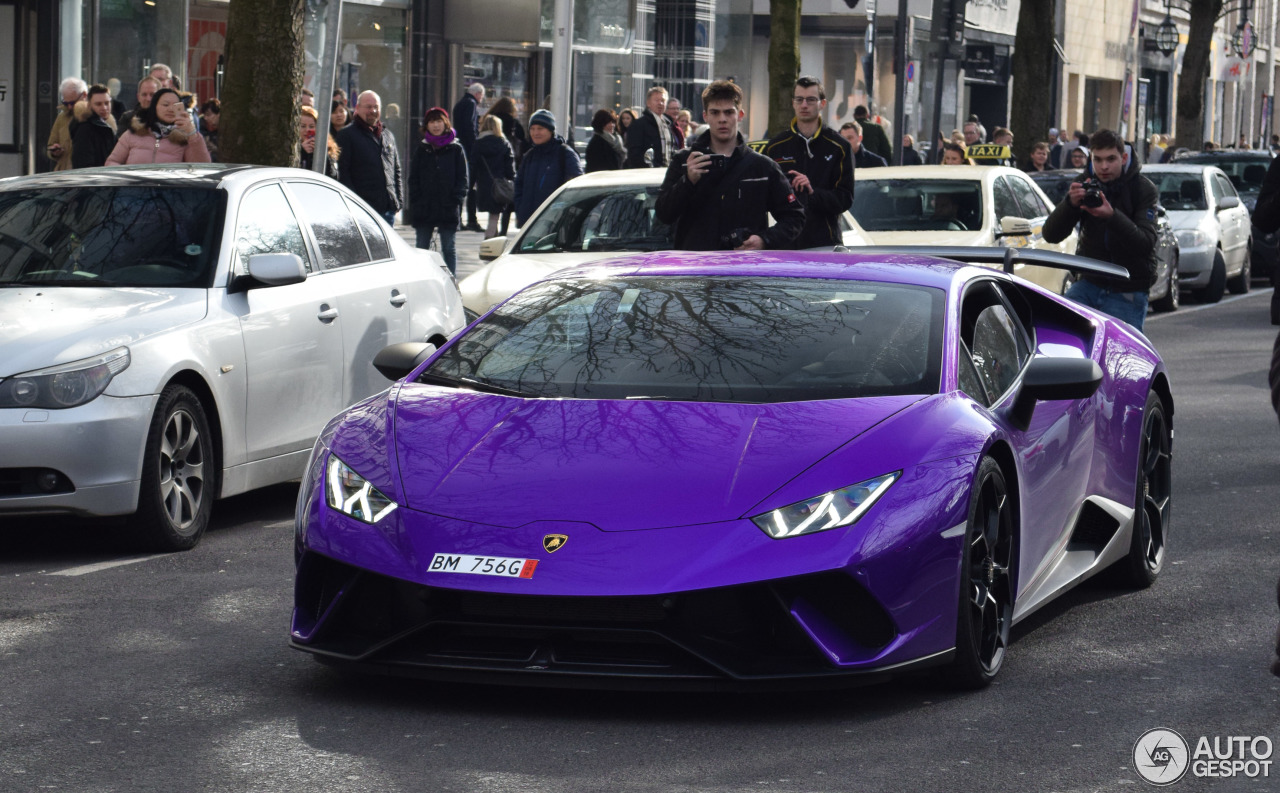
[2, 289, 1279, 793]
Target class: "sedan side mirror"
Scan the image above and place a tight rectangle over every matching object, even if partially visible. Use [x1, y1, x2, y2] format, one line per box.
[373, 342, 438, 381]
[247, 253, 307, 286]
[996, 216, 1033, 238]
[1216, 196, 1241, 211]
[479, 236, 507, 261]
[1007, 356, 1103, 431]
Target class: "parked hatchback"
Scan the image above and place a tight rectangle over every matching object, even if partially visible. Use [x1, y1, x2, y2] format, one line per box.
[1174, 150, 1278, 282]
[1144, 164, 1253, 302]
[0, 165, 465, 550]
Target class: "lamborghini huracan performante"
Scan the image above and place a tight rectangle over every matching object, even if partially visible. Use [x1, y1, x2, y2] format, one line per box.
[290, 248, 1173, 691]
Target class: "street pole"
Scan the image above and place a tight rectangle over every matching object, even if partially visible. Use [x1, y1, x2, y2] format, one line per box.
[550, 0, 574, 140]
[311, 0, 342, 175]
[892, 0, 909, 165]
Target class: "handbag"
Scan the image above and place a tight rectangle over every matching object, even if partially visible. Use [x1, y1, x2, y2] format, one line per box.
[481, 156, 515, 206]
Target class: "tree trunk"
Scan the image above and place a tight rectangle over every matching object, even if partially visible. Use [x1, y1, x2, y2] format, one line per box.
[220, 0, 305, 166]
[767, 0, 802, 139]
[1009, 0, 1056, 165]
[1175, 0, 1224, 151]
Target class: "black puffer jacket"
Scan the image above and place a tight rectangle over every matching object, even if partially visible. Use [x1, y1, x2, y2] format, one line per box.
[1250, 157, 1280, 323]
[763, 120, 854, 248]
[407, 138, 469, 228]
[1042, 149, 1159, 292]
[335, 120, 402, 215]
[69, 101, 118, 169]
[655, 131, 805, 251]
[472, 132, 515, 213]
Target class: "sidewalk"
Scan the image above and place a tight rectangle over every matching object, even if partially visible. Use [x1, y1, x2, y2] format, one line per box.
[392, 213, 496, 283]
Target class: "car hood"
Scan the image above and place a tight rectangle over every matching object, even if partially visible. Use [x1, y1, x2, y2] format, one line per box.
[860, 229, 990, 246]
[1164, 210, 1213, 232]
[460, 250, 650, 312]
[0, 287, 208, 376]
[391, 387, 923, 530]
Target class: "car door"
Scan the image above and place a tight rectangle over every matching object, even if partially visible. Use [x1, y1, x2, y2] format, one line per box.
[286, 180, 413, 406]
[1211, 171, 1248, 270]
[231, 181, 345, 461]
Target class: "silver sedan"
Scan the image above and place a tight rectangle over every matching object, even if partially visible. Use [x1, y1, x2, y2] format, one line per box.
[0, 165, 465, 550]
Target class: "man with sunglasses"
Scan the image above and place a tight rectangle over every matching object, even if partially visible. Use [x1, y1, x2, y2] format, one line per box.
[46, 77, 87, 171]
[761, 76, 853, 248]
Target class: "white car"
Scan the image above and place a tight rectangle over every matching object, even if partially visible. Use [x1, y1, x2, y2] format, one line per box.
[0, 165, 466, 550]
[1144, 163, 1253, 302]
[852, 165, 1079, 293]
[459, 169, 871, 314]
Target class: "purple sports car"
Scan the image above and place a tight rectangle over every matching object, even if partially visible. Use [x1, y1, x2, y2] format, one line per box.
[290, 249, 1173, 690]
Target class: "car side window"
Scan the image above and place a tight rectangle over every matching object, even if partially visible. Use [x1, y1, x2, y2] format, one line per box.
[957, 339, 989, 404]
[235, 183, 312, 273]
[346, 196, 392, 261]
[288, 182, 371, 269]
[1008, 175, 1050, 219]
[1208, 174, 1229, 202]
[1214, 174, 1238, 200]
[960, 282, 1030, 407]
[993, 178, 1019, 222]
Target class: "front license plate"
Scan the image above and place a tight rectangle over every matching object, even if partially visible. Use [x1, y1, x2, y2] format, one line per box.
[428, 553, 538, 579]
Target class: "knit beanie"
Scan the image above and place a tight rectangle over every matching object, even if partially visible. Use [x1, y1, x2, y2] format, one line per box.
[529, 109, 556, 133]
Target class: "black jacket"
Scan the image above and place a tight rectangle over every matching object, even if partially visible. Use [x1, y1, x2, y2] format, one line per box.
[655, 131, 805, 251]
[1042, 150, 1159, 292]
[855, 117, 893, 162]
[1250, 156, 1280, 323]
[514, 135, 583, 225]
[496, 112, 527, 166]
[854, 148, 888, 169]
[585, 130, 625, 173]
[762, 120, 854, 248]
[452, 93, 480, 155]
[335, 121, 402, 215]
[69, 102, 117, 169]
[408, 138, 469, 227]
[625, 109, 675, 168]
[901, 146, 924, 166]
[298, 144, 339, 180]
[472, 132, 516, 213]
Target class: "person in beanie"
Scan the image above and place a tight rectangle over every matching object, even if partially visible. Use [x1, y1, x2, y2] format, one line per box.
[514, 109, 582, 226]
[408, 107, 469, 276]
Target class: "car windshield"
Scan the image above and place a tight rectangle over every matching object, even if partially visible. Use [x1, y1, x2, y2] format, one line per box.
[1146, 173, 1209, 211]
[1176, 155, 1270, 198]
[1030, 172, 1079, 206]
[0, 186, 223, 287]
[426, 276, 945, 403]
[515, 185, 673, 254]
[852, 180, 984, 232]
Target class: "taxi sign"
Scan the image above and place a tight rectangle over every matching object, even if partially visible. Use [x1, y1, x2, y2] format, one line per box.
[747, 139, 769, 153]
[965, 144, 1012, 160]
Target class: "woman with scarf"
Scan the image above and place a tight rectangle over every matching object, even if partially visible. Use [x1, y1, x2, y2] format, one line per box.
[298, 105, 340, 179]
[585, 108, 625, 172]
[105, 87, 210, 165]
[408, 106, 469, 276]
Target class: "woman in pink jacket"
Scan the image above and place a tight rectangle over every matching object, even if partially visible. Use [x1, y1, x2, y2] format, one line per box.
[106, 88, 211, 165]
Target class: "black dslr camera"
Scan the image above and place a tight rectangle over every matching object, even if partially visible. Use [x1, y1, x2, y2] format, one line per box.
[721, 228, 754, 249]
[1080, 178, 1105, 209]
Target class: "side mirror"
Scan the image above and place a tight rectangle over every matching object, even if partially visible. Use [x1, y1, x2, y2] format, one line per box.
[373, 342, 437, 381]
[996, 216, 1033, 237]
[246, 253, 307, 286]
[1216, 196, 1241, 211]
[1007, 356, 1103, 431]
[479, 236, 507, 261]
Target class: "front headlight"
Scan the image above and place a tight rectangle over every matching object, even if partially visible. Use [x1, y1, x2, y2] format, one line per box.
[325, 455, 398, 523]
[0, 347, 130, 409]
[1175, 229, 1209, 248]
[751, 472, 899, 539]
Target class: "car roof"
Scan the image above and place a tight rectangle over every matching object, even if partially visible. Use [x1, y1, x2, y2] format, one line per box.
[1177, 151, 1273, 161]
[0, 164, 330, 191]
[1144, 163, 1220, 173]
[853, 165, 1027, 180]
[556, 169, 666, 188]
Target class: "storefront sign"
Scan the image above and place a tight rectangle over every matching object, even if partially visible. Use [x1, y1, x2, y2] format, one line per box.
[962, 45, 1003, 83]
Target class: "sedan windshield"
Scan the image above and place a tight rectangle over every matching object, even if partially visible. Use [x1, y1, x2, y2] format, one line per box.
[426, 276, 945, 403]
[1146, 173, 1208, 211]
[0, 186, 223, 287]
[853, 180, 984, 232]
[515, 185, 673, 254]
[1176, 155, 1270, 199]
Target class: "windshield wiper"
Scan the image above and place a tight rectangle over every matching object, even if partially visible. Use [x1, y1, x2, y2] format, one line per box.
[416, 370, 533, 397]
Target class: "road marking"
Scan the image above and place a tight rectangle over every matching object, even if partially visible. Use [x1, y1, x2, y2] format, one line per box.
[1146, 287, 1272, 322]
[45, 555, 167, 577]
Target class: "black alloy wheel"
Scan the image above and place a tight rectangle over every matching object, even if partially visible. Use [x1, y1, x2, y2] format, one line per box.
[1116, 390, 1171, 588]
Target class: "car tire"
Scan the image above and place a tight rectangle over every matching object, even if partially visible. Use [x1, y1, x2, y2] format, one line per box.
[133, 385, 214, 552]
[1227, 245, 1252, 294]
[1114, 390, 1171, 589]
[1200, 251, 1227, 303]
[1151, 253, 1179, 312]
[943, 456, 1016, 690]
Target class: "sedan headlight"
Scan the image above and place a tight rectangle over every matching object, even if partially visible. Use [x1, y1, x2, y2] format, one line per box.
[1175, 229, 1209, 248]
[752, 472, 899, 539]
[325, 455, 397, 523]
[0, 347, 130, 409]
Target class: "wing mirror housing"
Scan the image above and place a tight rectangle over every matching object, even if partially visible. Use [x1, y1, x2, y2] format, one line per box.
[1007, 356, 1103, 431]
[479, 236, 507, 261]
[373, 342, 438, 381]
[1216, 196, 1241, 212]
[247, 253, 308, 286]
[996, 216, 1033, 238]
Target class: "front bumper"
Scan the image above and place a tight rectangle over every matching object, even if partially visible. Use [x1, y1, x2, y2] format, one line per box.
[0, 393, 156, 517]
[1175, 243, 1215, 287]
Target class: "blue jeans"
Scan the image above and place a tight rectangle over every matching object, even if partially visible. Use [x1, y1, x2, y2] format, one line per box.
[1065, 279, 1149, 331]
[381, 210, 398, 226]
[415, 224, 458, 276]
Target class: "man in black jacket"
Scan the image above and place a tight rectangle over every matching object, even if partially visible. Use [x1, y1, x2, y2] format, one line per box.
[1042, 129, 1158, 330]
[625, 87, 677, 169]
[451, 82, 485, 231]
[853, 105, 893, 163]
[762, 76, 853, 248]
[656, 80, 804, 251]
[336, 91, 403, 224]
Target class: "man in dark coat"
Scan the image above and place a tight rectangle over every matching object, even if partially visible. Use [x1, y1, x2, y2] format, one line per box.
[1042, 130, 1159, 330]
[513, 110, 583, 226]
[839, 122, 888, 169]
[451, 82, 485, 231]
[656, 80, 804, 251]
[625, 86, 677, 168]
[69, 84, 118, 168]
[900, 134, 925, 165]
[853, 105, 892, 163]
[336, 90, 403, 224]
[762, 76, 854, 248]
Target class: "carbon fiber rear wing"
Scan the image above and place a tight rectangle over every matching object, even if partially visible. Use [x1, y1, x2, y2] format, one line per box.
[833, 245, 1130, 282]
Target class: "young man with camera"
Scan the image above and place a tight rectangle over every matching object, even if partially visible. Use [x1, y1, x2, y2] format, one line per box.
[655, 80, 804, 251]
[1042, 129, 1159, 330]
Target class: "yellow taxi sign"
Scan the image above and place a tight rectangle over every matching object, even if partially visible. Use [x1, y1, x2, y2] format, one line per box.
[747, 139, 769, 153]
[966, 144, 1012, 160]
